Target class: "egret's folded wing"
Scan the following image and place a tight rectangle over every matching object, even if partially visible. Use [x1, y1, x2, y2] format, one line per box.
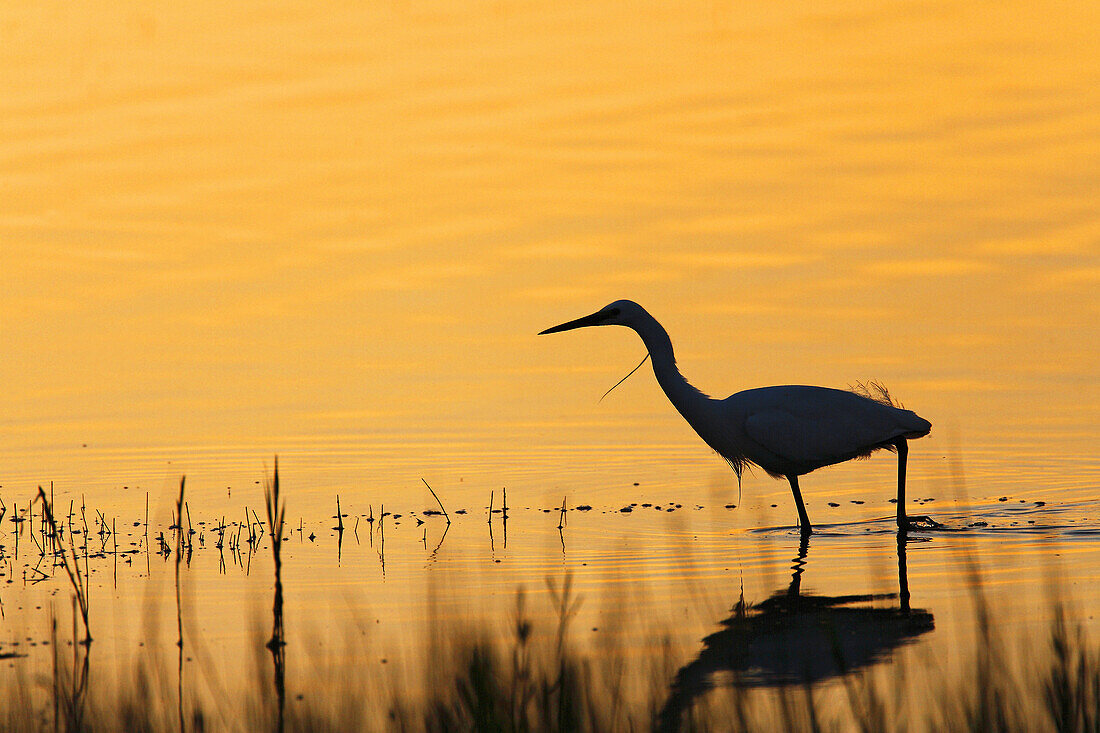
[743, 406, 897, 466]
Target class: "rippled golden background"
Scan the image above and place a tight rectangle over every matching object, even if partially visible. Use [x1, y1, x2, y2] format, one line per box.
[2, 0, 1096, 507]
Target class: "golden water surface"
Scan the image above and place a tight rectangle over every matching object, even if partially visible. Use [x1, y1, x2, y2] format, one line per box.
[1, 0, 1098, 725]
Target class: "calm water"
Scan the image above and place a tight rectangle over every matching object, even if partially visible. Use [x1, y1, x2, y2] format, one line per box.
[1, 0, 1097, 726]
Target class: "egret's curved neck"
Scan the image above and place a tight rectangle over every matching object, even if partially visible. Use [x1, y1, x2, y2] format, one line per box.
[628, 312, 711, 414]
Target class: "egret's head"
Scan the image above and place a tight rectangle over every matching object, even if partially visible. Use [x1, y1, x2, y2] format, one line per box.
[538, 300, 646, 334]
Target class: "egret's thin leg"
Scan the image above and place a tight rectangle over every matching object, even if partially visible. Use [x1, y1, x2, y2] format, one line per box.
[787, 475, 812, 535]
[895, 438, 941, 531]
[896, 438, 908, 528]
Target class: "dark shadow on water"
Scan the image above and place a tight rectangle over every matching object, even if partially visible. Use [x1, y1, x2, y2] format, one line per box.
[749, 502, 1097, 538]
[656, 533, 934, 732]
[748, 517, 906, 538]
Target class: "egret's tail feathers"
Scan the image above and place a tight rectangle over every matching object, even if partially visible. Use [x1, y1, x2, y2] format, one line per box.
[849, 380, 903, 408]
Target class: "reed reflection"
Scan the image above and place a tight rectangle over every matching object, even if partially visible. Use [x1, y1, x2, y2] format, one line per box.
[657, 534, 933, 731]
[264, 462, 286, 733]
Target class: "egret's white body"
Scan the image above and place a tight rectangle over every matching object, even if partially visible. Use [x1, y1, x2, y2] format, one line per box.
[540, 300, 933, 534]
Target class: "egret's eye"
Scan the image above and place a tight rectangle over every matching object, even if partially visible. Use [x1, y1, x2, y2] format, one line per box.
[606, 308, 620, 318]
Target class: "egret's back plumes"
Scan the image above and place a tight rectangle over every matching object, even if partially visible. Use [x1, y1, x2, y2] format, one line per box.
[849, 380, 904, 409]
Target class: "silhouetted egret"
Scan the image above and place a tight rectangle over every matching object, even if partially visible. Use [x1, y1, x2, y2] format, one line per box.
[539, 300, 935, 534]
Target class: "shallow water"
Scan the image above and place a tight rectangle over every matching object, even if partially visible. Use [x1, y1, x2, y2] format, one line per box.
[1, 0, 1097, 727]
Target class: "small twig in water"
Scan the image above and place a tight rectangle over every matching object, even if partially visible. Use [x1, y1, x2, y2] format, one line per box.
[421, 479, 450, 524]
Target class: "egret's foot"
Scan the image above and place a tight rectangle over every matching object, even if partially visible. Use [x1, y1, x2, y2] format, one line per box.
[899, 515, 942, 532]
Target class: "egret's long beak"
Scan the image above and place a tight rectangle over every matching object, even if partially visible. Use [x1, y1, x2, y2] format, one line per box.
[538, 310, 608, 335]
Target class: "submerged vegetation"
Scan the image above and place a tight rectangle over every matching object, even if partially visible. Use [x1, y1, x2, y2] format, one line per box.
[2, 566, 1099, 731]
[0, 468, 1097, 732]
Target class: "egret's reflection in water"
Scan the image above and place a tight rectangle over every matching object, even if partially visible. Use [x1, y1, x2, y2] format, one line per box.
[658, 534, 933, 731]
